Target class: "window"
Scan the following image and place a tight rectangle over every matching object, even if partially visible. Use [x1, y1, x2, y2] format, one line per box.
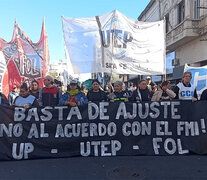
[177, 0, 185, 24]
[165, 14, 170, 33]
[194, 0, 200, 19]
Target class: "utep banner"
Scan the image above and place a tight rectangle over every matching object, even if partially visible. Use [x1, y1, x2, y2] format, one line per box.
[0, 20, 49, 96]
[185, 64, 207, 99]
[1, 101, 207, 161]
[62, 10, 165, 75]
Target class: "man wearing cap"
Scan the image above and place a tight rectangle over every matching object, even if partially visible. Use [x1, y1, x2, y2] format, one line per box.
[146, 76, 153, 91]
[39, 75, 62, 106]
[146, 76, 157, 98]
[8, 84, 19, 105]
[59, 79, 88, 106]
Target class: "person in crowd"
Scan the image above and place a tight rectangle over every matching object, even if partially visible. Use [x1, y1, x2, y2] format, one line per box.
[8, 84, 19, 105]
[59, 79, 88, 106]
[81, 84, 88, 96]
[0, 92, 9, 105]
[151, 81, 176, 101]
[201, 89, 207, 100]
[129, 80, 150, 102]
[87, 79, 108, 103]
[54, 79, 65, 93]
[150, 82, 158, 99]
[128, 82, 134, 92]
[104, 84, 113, 94]
[14, 83, 39, 108]
[146, 76, 153, 92]
[173, 72, 197, 102]
[200, 89, 207, 100]
[104, 84, 113, 100]
[54, 79, 63, 89]
[109, 81, 128, 102]
[133, 84, 137, 91]
[29, 79, 39, 99]
[124, 83, 133, 99]
[39, 75, 62, 106]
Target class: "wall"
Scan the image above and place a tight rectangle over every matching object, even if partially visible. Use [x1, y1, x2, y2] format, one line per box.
[176, 37, 207, 65]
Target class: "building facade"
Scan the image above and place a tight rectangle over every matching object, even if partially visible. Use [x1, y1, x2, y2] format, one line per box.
[139, 0, 207, 81]
[49, 60, 68, 76]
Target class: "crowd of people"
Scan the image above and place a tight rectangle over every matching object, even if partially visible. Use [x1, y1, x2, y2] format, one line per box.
[0, 71, 206, 108]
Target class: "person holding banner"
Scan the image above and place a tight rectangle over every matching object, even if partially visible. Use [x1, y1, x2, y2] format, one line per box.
[0, 92, 9, 105]
[129, 80, 150, 102]
[14, 83, 39, 108]
[29, 79, 40, 99]
[8, 84, 19, 105]
[87, 79, 108, 103]
[59, 79, 88, 106]
[173, 72, 198, 102]
[200, 89, 207, 100]
[109, 81, 128, 102]
[39, 75, 62, 107]
[151, 81, 176, 101]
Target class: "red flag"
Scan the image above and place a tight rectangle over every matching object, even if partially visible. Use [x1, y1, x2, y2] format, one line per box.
[0, 19, 50, 96]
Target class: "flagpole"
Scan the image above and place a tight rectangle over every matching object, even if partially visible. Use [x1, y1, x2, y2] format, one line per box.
[163, 17, 166, 81]
[110, 10, 116, 86]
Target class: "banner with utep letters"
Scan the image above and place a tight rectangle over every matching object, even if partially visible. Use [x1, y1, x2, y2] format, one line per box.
[62, 10, 165, 75]
[0, 101, 207, 161]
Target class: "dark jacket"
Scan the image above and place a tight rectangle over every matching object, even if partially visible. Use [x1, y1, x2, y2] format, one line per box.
[108, 91, 128, 102]
[29, 90, 40, 99]
[200, 89, 207, 100]
[87, 89, 108, 102]
[39, 86, 62, 107]
[0, 93, 9, 105]
[129, 88, 150, 102]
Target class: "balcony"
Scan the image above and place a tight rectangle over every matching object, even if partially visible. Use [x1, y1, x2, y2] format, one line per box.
[198, 14, 207, 40]
[166, 19, 200, 52]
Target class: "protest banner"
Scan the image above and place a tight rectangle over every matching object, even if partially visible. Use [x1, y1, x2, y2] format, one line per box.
[0, 101, 207, 161]
[0, 20, 49, 96]
[62, 10, 165, 75]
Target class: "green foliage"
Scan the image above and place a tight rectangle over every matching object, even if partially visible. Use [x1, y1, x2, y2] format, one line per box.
[49, 72, 58, 79]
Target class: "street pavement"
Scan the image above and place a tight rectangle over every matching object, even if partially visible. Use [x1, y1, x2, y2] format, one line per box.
[0, 155, 207, 180]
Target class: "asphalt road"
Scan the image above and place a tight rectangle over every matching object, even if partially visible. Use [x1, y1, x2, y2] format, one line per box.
[0, 155, 207, 180]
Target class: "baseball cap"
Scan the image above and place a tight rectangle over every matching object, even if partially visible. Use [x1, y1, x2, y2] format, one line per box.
[70, 79, 78, 85]
[11, 84, 17, 89]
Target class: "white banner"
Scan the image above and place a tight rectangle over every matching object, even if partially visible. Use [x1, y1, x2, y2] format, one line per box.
[62, 10, 165, 75]
[184, 64, 207, 99]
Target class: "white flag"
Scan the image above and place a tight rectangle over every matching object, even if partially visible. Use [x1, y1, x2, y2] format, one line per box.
[62, 10, 165, 75]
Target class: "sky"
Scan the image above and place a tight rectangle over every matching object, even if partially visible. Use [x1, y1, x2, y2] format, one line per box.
[0, 0, 151, 64]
